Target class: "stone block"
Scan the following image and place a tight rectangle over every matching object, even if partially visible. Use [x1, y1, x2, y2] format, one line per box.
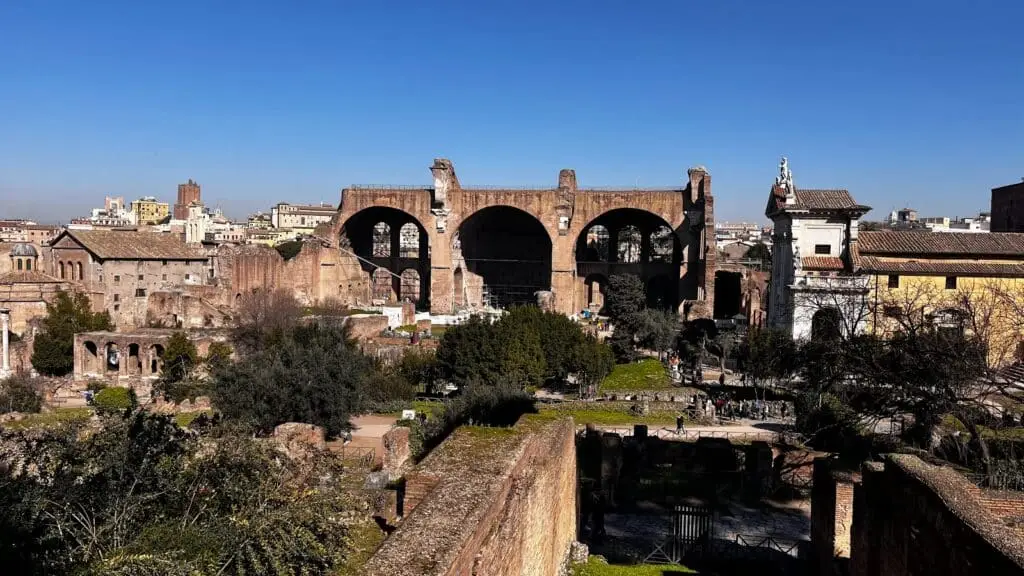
[272, 422, 326, 460]
[383, 426, 411, 477]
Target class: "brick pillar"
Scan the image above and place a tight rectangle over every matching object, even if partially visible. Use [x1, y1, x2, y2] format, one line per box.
[551, 232, 576, 316]
[429, 228, 453, 314]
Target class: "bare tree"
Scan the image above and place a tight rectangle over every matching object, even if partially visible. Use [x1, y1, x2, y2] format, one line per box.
[233, 288, 302, 352]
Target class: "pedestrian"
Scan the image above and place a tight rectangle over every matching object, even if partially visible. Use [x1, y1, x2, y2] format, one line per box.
[719, 372, 726, 387]
[676, 414, 685, 434]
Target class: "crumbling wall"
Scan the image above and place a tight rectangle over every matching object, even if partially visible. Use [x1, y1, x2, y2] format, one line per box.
[363, 416, 577, 576]
[850, 455, 1024, 576]
[811, 458, 858, 576]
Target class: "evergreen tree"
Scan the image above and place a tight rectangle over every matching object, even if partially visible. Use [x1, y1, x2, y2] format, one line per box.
[31, 291, 113, 376]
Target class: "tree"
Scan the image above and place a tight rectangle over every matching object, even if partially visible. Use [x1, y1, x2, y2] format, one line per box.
[744, 243, 771, 265]
[632, 308, 679, 360]
[605, 274, 646, 321]
[161, 332, 199, 384]
[435, 316, 504, 387]
[212, 321, 375, 437]
[232, 288, 302, 353]
[31, 291, 113, 376]
[738, 327, 799, 393]
[0, 375, 43, 414]
[571, 335, 615, 398]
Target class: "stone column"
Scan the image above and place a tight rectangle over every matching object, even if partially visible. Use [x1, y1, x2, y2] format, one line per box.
[0, 308, 11, 378]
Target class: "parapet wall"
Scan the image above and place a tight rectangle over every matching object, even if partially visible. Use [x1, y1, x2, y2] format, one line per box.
[364, 415, 577, 576]
[843, 454, 1024, 576]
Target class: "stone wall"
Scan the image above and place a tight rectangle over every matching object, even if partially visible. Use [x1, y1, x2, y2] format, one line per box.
[847, 455, 1024, 576]
[363, 416, 577, 576]
[811, 458, 858, 576]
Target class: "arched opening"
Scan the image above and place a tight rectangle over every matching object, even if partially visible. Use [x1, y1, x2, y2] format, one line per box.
[581, 225, 610, 262]
[339, 207, 430, 309]
[59, 262, 65, 279]
[457, 206, 552, 309]
[811, 308, 843, 341]
[234, 293, 242, 307]
[372, 222, 391, 257]
[105, 343, 121, 374]
[400, 269, 421, 303]
[16, 259, 22, 271]
[584, 274, 607, 312]
[84, 341, 99, 374]
[713, 270, 743, 319]
[372, 268, 396, 302]
[453, 267, 465, 308]
[575, 209, 683, 314]
[617, 226, 642, 264]
[150, 344, 165, 374]
[127, 343, 142, 375]
[25, 259, 31, 271]
[646, 274, 674, 311]
[76, 262, 83, 281]
[399, 223, 420, 258]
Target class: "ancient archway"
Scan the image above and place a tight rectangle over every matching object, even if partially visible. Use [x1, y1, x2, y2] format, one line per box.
[150, 344, 165, 375]
[713, 270, 743, 319]
[400, 268, 421, 304]
[105, 343, 120, 374]
[584, 273, 608, 312]
[456, 206, 552, 309]
[339, 207, 430, 309]
[127, 343, 142, 375]
[84, 341, 99, 374]
[811, 308, 843, 341]
[575, 209, 683, 314]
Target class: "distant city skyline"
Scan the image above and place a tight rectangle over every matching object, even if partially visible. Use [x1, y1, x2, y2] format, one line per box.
[2, 0, 1020, 224]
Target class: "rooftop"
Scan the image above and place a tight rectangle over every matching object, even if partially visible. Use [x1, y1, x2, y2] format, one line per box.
[767, 187, 871, 215]
[0, 271, 63, 284]
[858, 231, 1024, 257]
[58, 229, 206, 260]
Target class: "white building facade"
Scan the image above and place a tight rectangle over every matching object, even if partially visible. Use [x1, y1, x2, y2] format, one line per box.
[765, 158, 872, 340]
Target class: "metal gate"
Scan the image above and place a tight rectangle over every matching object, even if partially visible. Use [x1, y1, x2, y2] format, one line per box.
[645, 504, 713, 564]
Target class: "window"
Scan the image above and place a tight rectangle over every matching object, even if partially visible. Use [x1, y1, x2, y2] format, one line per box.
[25, 260, 31, 271]
[883, 305, 901, 318]
[113, 304, 120, 312]
[135, 288, 146, 297]
[814, 244, 831, 255]
[887, 274, 900, 288]
[114, 275, 120, 283]
[162, 260, 167, 266]
[162, 274, 167, 281]
[208, 268, 215, 279]
[138, 275, 144, 281]
[16, 260, 22, 271]
[98, 274, 103, 283]
[185, 273, 191, 280]
[113, 294, 119, 302]
[945, 276, 957, 290]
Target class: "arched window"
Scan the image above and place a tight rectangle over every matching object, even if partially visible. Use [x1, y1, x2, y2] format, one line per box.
[650, 225, 674, 263]
[400, 269, 421, 303]
[617, 226, 642, 263]
[811, 308, 843, 341]
[25, 259, 31, 271]
[372, 268, 394, 301]
[583, 225, 610, 262]
[76, 262, 83, 281]
[399, 223, 420, 258]
[59, 262, 65, 279]
[372, 222, 391, 257]
[16, 259, 22, 271]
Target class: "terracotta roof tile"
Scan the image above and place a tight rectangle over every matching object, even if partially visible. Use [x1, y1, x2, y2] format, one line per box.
[856, 255, 1024, 277]
[858, 231, 1024, 257]
[766, 187, 871, 215]
[0, 271, 63, 284]
[61, 230, 205, 260]
[801, 256, 846, 271]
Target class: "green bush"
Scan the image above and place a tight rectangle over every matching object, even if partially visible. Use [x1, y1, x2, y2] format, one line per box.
[86, 380, 107, 393]
[93, 387, 138, 415]
[0, 375, 43, 414]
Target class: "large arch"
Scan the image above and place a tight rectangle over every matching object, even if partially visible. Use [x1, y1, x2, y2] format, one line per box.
[811, 307, 843, 341]
[339, 207, 431, 309]
[455, 205, 553, 309]
[574, 208, 683, 314]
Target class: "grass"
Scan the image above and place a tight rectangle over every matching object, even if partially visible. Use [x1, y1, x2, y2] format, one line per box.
[334, 519, 387, 576]
[2, 407, 94, 430]
[573, 556, 696, 575]
[539, 404, 682, 427]
[940, 413, 1024, 440]
[600, 359, 671, 392]
[174, 409, 215, 428]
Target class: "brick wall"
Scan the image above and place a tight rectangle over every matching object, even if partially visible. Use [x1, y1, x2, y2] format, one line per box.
[364, 416, 577, 576]
[850, 455, 1024, 576]
[811, 458, 858, 576]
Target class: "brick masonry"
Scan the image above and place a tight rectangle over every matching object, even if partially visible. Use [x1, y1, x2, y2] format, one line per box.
[363, 416, 577, 576]
[821, 455, 1024, 576]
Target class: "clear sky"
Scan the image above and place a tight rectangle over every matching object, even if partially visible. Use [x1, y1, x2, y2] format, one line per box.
[2, 0, 1021, 224]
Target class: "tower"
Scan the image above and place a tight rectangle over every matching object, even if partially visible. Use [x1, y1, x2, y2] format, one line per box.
[173, 179, 201, 220]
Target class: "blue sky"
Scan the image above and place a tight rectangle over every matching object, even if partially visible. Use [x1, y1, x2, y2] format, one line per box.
[2, 0, 1021, 223]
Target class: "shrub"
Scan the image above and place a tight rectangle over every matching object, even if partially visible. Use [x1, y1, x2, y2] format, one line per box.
[93, 387, 138, 415]
[86, 380, 107, 393]
[0, 375, 43, 414]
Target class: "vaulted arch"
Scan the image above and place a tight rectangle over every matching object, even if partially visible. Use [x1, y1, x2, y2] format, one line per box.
[339, 207, 430, 309]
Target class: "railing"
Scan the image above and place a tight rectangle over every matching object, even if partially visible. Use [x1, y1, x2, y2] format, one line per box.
[344, 184, 684, 192]
[336, 446, 376, 468]
[577, 425, 781, 443]
[731, 535, 804, 559]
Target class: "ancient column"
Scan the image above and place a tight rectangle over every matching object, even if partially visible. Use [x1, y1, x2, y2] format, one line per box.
[0, 308, 11, 378]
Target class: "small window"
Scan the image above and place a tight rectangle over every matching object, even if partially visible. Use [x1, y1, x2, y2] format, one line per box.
[814, 244, 831, 255]
[98, 274, 103, 283]
[887, 274, 900, 288]
[113, 304, 120, 312]
[113, 294, 119, 302]
[162, 274, 167, 281]
[162, 260, 167, 266]
[16, 260, 22, 271]
[945, 276, 957, 290]
[883, 305, 901, 318]
[185, 273, 190, 280]
[138, 275, 144, 281]
[208, 268, 215, 279]
[25, 260, 31, 271]
[135, 288, 146, 297]
[114, 275, 120, 283]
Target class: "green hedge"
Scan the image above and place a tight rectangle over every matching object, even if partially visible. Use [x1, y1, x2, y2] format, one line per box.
[93, 387, 137, 414]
